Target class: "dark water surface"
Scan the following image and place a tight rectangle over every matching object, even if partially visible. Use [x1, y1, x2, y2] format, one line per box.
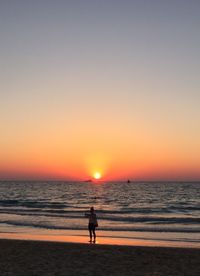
[0, 181, 199, 244]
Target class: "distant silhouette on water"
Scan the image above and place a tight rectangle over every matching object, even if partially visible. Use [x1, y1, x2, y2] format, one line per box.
[84, 179, 92, 183]
[85, 207, 98, 243]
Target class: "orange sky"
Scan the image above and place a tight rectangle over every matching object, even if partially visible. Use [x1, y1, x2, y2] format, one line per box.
[0, 1, 200, 181]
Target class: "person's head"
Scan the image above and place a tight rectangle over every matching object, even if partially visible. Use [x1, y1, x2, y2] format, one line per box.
[90, 206, 94, 213]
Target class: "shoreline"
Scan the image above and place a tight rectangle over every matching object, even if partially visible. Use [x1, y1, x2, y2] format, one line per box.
[0, 238, 199, 276]
[0, 229, 200, 249]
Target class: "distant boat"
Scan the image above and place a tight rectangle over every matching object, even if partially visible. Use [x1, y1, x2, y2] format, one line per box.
[84, 179, 92, 183]
[127, 179, 131, 183]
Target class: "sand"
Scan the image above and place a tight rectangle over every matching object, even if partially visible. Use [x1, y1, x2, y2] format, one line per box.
[0, 239, 199, 276]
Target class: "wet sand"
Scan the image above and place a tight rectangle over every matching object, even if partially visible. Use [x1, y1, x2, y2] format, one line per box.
[0, 239, 199, 276]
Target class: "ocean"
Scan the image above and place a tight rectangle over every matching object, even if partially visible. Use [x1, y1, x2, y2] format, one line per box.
[0, 181, 199, 247]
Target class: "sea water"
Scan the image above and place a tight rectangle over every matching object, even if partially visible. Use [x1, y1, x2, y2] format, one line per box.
[0, 181, 199, 246]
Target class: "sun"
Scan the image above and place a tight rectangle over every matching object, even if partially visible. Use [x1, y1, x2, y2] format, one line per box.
[93, 172, 102, 180]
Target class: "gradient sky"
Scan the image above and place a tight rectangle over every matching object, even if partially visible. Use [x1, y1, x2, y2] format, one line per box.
[0, 0, 200, 180]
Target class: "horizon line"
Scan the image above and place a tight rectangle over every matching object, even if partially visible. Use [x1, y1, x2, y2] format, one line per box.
[0, 178, 200, 183]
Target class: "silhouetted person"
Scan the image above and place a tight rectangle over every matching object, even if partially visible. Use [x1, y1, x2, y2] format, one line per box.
[85, 206, 98, 243]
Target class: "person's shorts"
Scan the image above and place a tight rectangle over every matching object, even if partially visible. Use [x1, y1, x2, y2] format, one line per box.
[88, 223, 95, 231]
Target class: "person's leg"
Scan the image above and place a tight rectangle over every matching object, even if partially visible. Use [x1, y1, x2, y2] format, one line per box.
[89, 229, 92, 241]
[93, 228, 96, 241]
[88, 224, 92, 241]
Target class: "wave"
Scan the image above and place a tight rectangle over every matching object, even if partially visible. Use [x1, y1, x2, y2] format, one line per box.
[0, 208, 199, 225]
[0, 220, 199, 233]
[0, 200, 67, 209]
[0, 200, 199, 215]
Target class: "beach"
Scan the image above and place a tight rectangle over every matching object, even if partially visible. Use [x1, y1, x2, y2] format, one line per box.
[1, 0, 200, 274]
[0, 239, 199, 276]
[0, 181, 199, 275]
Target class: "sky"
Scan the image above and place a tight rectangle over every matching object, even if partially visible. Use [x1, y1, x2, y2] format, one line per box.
[0, 0, 200, 181]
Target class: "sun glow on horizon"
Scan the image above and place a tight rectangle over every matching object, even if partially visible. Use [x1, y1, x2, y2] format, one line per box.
[93, 172, 102, 180]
